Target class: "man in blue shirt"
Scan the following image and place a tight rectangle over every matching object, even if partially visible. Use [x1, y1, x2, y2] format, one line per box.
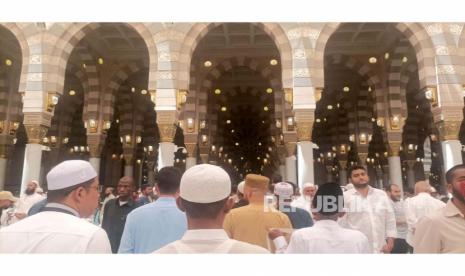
[118, 167, 187, 253]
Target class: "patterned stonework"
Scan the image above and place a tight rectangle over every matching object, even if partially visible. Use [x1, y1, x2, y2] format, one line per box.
[388, 141, 402, 157]
[24, 125, 48, 144]
[296, 122, 313, 142]
[437, 120, 461, 141]
[158, 123, 176, 143]
[87, 135, 104, 158]
[285, 142, 297, 157]
[185, 142, 197, 157]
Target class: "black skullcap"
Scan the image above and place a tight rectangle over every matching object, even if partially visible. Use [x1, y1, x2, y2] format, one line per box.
[312, 182, 344, 216]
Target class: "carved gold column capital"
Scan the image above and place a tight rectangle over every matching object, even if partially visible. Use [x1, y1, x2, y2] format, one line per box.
[296, 122, 313, 142]
[87, 134, 104, 158]
[285, 142, 297, 157]
[338, 160, 348, 170]
[437, 120, 461, 141]
[358, 152, 368, 165]
[388, 141, 402, 157]
[185, 143, 197, 157]
[158, 123, 176, 143]
[24, 124, 48, 144]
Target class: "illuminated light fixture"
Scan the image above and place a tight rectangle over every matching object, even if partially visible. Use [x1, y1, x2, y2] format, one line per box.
[228, 159, 232, 164]
[276, 119, 282, 128]
[5, 59, 12, 66]
[424, 86, 438, 106]
[187, 118, 194, 132]
[226, 120, 231, 124]
[42, 137, 49, 144]
[98, 57, 104, 65]
[214, 89, 221, 95]
[136, 159, 141, 164]
[136, 136, 142, 144]
[262, 120, 265, 124]
[402, 56, 408, 63]
[376, 118, 384, 127]
[266, 153, 270, 158]
[204, 60, 212, 67]
[359, 133, 367, 144]
[268, 147, 272, 152]
[13, 138, 17, 144]
[112, 154, 117, 159]
[371, 117, 376, 122]
[287, 117, 294, 131]
[349, 134, 355, 142]
[241, 157, 244, 160]
[88, 119, 97, 133]
[62, 137, 69, 144]
[231, 129, 235, 133]
[368, 86, 372, 92]
[337, 103, 340, 108]
[266, 88, 273, 94]
[264, 106, 269, 111]
[124, 135, 132, 144]
[270, 59, 278, 66]
[327, 105, 333, 110]
[80, 146, 85, 152]
[104, 121, 111, 130]
[257, 157, 261, 160]
[316, 118, 321, 123]
[82, 63, 87, 69]
[200, 120, 206, 129]
[219, 146, 223, 153]
[368, 134, 372, 142]
[221, 106, 227, 112]
[263, 158, 268, 164]
[323, 118, 327, 122]
[235, 142, 239, 146]
[201, 134, 208, 144]
[46, 93, 59, 112]
[258, 142, 262, 146]
[384, 52, 390, 59]
[368, 57, 377, 64]
[141, 89, 147, 95]
[211, 145, 216, 152]
[148, 145, 154, 152]
[69, 90, 76, 96]
[343, 86, 350, 92]
[131, 87, 136, 93]
[74, 146, 79, 152]
[391, 115, 400, 130]
[408, 144, 415, 151]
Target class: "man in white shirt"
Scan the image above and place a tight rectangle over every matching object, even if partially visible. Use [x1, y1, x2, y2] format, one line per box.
[386, 184, 408, 253]
[155, 164, 268, 254]
[291, 182, 317, 214]
[0, 191, 18, 228]
[405, 180, 445, 247]
[269, 182, 371, 253]
[338, 165, 397, 253]
[0, 160, 111, 253]
[10, 180, 44, 223]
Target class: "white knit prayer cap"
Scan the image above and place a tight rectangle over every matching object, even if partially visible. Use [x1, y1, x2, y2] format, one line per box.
[180, 164, 231, 203]
[47, 160, 97, 191]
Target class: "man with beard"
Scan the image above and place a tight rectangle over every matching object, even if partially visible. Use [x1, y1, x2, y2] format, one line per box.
[137, 184, 157, 205]
[338, 165, 397, 253]
[413, 164, 465, 253]
[291, 182, 317, 215]
[11, 180, 44, 223]
[386, 184, 409, 253]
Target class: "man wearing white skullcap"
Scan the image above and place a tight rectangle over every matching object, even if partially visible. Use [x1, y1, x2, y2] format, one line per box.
[291, 182, 317, 215]
[155, 164, 268, 253]
[274, 182, 313, 229]
[233, 181, 248, 209]
[10, 180, 44, 223]
[0, 160, 111, 253]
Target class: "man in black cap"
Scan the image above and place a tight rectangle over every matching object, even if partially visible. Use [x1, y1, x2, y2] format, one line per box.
[270, 182, 370, 253]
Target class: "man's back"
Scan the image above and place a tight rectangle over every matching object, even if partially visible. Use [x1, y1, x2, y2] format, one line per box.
[405, 192, 446, 245]
[286, 220, 371, 253]
[0, 211, 111, 253]
[155, 229, 269, 254]
[223, 203, 292, 250]
[118, 197, 187, 253]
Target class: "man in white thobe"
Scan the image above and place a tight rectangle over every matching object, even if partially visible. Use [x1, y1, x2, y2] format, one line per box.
[338, 166, 397, 253]
[10, 180, 44, 223]
[405, 180, 445, 247]
[0, 160, 111, 253]
[155, 164, 269, 254]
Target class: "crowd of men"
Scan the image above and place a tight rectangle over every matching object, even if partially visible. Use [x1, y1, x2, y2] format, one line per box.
[0, 160, 464, 253]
